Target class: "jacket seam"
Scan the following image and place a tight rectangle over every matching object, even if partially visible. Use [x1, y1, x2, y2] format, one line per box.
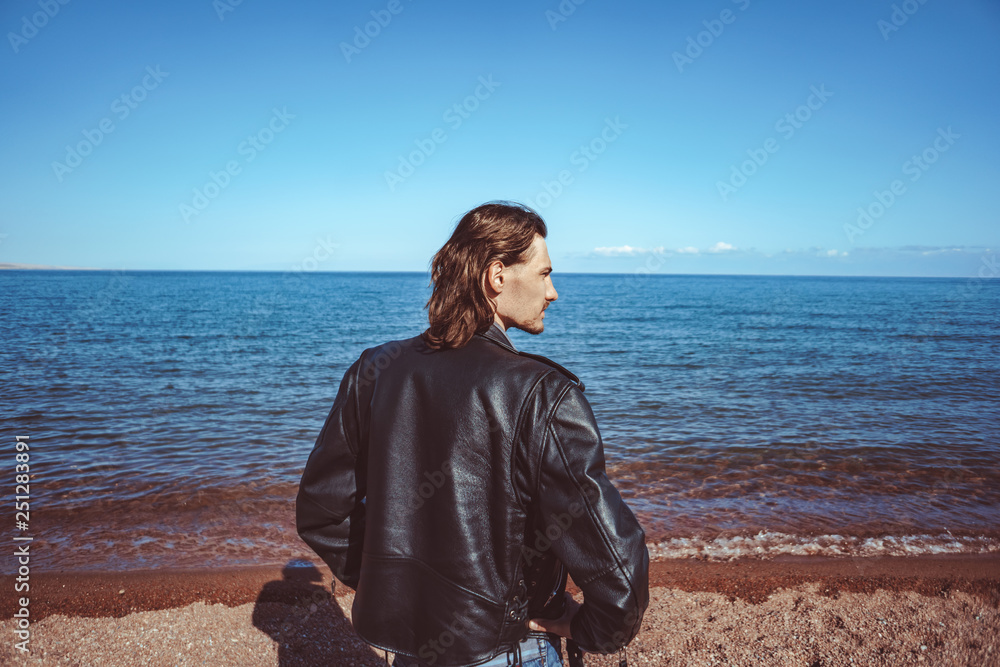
[474, 327, 577, 513]
[297, 491, 337, 522]
[347, 350, 368, 458]
[505, 369, 554, 651]
[474, 330, 555, 515]
[474, 332, 567, 648]
[531, 381, 574, 501]
[513, 370, 559, 509]
[545, 403, 616, 559]
[546, 397, 644, 637]
[573, 563, 618, 587]
[361, 551, 522, 663]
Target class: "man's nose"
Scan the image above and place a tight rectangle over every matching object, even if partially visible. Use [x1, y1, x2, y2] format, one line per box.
[547, 282, 558, 302]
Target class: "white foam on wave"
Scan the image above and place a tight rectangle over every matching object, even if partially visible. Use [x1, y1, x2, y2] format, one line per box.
[648, 531, 1000, 561]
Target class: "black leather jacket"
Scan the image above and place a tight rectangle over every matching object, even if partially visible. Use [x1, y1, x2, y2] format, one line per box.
[296, 326, 649, 666]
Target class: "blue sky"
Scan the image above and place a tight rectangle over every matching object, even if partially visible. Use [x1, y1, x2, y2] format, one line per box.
[2, 0, 997, 276]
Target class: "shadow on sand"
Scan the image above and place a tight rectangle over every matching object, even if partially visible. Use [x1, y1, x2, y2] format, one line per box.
[252, 560, 385, 666]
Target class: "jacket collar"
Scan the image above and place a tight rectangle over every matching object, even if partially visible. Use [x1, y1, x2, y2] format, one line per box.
[481, 322, 517, 351]
[476, 324, 585, 392]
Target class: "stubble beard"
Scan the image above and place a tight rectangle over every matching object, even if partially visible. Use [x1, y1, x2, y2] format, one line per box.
[513, 313, 545, 336]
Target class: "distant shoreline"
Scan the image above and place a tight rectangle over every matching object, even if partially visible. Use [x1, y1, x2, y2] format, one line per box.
[0, 263, 103, 270]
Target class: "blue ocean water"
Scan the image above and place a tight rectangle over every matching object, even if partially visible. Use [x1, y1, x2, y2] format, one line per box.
[2, 271, 998, 572]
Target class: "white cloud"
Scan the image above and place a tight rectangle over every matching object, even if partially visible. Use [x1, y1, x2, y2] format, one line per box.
[592, 245, 665, 257]
[920, 247, 965, 256]
[595, 242, 736, 257]
[593, 245, 636, 256]
[853, 245, 992, 258]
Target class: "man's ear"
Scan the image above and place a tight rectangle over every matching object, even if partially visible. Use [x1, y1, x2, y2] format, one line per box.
[485, 260, 505, 297]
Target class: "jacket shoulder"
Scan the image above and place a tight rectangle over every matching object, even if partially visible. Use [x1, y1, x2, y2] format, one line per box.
[512, 349, 585, 392]
[470, 331, 585, 392]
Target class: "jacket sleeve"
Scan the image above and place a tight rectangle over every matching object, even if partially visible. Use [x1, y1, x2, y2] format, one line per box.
[296, 357, 366, 590]
[533, 382, 649, 653]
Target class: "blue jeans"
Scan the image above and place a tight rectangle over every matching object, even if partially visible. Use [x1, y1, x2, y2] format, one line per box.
[392, 634, 562, 667]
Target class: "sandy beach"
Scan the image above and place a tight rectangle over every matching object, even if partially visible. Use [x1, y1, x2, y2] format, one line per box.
[2, 555, 997, 666]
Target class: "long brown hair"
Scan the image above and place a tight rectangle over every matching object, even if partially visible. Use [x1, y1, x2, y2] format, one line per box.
[423, 202, 547, 350]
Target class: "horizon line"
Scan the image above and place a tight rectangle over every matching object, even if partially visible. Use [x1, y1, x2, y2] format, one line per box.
[0, 265, 988, 280]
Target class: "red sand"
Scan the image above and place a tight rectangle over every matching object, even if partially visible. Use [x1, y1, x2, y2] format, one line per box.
[4, 554, 997, 621]
[2, 555, 998, 666]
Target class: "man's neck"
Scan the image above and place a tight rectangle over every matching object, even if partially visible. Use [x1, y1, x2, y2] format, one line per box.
[490, 318, 516, 350]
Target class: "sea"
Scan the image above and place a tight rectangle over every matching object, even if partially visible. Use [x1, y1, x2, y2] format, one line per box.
[2, 270, 998, 573]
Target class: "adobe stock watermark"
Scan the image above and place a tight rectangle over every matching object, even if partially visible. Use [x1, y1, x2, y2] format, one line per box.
[877, 0, 930, 41]
[30, 269, 134, 364]
[213, 0, 246, 21]
[672, 0, 751, 73]
[611, 249, 669, 294]
[51, 66, 169, 183]
[235, 233, 337, 339]
[545, 0, 587, 31]
[716, 84, 833, 201]
[885, 251, 996, 377]
[398, 404, 504, 514]
[415, 611, 473, 665]
[384, 75, 500, 192]
[957, 253, 999, 296]
[77, 270, 134, 323]
[7, 0, 71, 54]
[340, 0, 413, 64]
[400, 459, 453, 515]
[179, 107, 295, 223]
[356, 342, 403, 390]
[843, 126, 959, 243]
[520, 485, 601, 567]
[524, 116, 627, 211]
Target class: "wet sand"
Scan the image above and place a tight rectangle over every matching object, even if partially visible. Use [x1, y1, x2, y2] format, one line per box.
[2, 555, 998, 666]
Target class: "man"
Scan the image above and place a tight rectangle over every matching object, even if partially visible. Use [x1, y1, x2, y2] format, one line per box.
[297, 202, 649, 666]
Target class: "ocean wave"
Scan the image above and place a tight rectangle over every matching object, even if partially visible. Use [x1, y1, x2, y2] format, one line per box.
[648, 531, 1000, 561]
